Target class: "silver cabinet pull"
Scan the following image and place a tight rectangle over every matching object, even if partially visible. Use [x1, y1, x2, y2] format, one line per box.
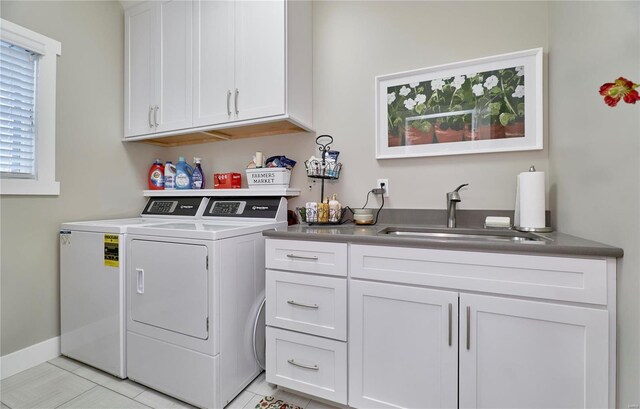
[226, 90, 231, 116]
[153, 105, 159, 127]
[466, 306, 471, 350]
[287, 359, 319, 371]
[448, 303, 452, 346]
[148, 106, 153, 128]
[234, 88, 239, 115]
[286, 254, 318, 261]
[287, 300, 319, 309]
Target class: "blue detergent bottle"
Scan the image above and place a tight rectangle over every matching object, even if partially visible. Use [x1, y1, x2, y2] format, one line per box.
[175, 156, 193, 190]
[191, 157, 205, 189]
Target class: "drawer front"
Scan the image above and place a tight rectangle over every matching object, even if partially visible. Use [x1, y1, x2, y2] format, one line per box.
[266, 239, 347, 276]
[266, 327, 347, 405]
[351, 245, 609, 305]
[266, 270, 347, 340]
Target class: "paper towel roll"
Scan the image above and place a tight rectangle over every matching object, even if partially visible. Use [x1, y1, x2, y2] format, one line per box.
[516, 171, 546, 228]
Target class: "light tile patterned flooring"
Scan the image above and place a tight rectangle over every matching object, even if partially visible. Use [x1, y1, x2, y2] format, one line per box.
[0, 356, 339, 409]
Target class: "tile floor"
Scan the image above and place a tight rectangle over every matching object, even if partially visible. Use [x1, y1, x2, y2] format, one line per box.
[0, 356, 338, 409]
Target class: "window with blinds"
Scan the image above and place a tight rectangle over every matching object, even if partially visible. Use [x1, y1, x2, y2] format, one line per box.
[0, 39, 39, 178]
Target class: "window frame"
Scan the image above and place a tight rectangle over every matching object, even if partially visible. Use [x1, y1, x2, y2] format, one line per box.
[0, 19, 61, 196]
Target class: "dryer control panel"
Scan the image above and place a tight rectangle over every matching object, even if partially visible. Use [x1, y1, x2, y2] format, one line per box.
[204, 197, 282, 219]
[141, 197, 208, 217]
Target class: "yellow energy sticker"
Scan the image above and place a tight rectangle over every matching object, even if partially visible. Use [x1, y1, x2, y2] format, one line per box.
[104, 234, 119, 267]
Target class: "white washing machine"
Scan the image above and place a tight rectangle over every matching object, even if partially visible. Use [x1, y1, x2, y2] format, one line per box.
[60, 197, 209, 378]
[125, 196, 287, 408]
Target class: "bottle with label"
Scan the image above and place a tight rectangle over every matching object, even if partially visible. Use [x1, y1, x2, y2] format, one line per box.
[148, 159, 164, 190]
[164, 161, 176, 190]
[175, 156, 193, 190]
[191, 157, 205, 189]
[318, 197, 330, 223]
[329, 194, 341, 222]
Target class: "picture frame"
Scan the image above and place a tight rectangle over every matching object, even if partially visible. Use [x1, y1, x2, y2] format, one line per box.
[375, 48, 543, 159]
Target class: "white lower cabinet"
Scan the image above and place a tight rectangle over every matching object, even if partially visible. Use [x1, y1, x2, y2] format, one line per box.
[265, 239, 616, 409]
[348, 280, 458, 409]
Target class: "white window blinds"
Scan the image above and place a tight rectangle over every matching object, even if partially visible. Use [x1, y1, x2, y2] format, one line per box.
[0, 39, 39, 178]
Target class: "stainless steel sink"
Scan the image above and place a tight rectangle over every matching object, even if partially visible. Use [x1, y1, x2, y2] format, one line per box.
[379, 227, 543, 242]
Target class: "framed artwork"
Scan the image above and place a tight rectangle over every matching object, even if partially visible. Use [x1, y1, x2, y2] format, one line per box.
[376, 48, 543, 159]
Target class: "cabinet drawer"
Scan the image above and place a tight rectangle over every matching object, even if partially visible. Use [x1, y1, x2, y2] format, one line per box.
[351, 245, 609, 305]
[266, 239, 347, 276]
[266, 270, 347, 340]
[266, 327, 347, 405]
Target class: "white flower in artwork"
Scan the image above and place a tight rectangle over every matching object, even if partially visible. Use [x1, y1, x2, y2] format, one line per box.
[399, 86, 411, 96]
[512, 85, 525, 98]
[410, 82, 420, 88]
[472, 83, 484, 96]
[404, 98, 417, 110]
[431, 78, 445, 91]
[516, 66, 525, 77]
[452, 75, 466, 90]
[414, 94, 427, 104]
[387, 92, 396, 104]
[484, 75, 499, 89]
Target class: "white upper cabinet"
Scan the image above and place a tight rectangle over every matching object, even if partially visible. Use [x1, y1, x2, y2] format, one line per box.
[125, 0, 312, 145]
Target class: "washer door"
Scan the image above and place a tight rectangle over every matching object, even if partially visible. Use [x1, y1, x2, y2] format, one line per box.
[130, 239, 209, 340]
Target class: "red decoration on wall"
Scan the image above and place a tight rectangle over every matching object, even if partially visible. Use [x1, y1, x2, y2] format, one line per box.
[599, 77, 639, 107]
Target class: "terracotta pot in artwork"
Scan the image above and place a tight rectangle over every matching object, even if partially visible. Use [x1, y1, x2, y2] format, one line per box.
[388, 133, 402, 147]
[405, 126, 435, 145]
[473, 123, 506, 140]
[434, 124, 464, 143]
[504, 120, 525, 138]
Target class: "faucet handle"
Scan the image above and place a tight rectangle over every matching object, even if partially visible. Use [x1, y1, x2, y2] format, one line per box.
[453, 183, 469, 193]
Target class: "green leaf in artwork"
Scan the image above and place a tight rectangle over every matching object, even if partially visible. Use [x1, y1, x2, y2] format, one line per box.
[488, 102, 502, 116]
[517, 102, 525, 116]
[415, 103, 427, 115]
[499, 112, 516, 126]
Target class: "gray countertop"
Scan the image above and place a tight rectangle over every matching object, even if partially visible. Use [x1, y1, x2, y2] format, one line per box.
[263, 223, 624, 258]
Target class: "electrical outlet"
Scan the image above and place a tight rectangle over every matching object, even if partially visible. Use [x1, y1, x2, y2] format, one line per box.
[377, 178, 389, 197]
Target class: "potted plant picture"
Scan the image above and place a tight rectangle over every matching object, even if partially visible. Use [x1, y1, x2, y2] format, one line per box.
[498, 66, 526, 138]
[387, 82, 436, 146]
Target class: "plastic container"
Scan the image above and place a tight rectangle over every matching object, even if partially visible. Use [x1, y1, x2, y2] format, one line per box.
[164, 161, 176, 190]
[148, 159, 164, 190]
[192, 157, 205, 189]
[175, 157, 193, 190]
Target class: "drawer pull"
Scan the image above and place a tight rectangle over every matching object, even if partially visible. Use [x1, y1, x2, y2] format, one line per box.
[287, 300, 319, 309]
[286, 254, 319, 261]
[287, 359, 319, 371]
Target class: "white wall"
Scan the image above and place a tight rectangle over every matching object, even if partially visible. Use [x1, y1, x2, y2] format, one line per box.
[171, 1, 549, 212]
[0, 1, 163, 356]
[548, 2, 640, 407]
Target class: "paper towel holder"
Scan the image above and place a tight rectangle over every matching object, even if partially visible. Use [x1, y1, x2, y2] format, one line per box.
[514, 164, 554, 233]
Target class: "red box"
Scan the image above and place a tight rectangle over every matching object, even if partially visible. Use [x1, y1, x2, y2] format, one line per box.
[213, 173, 242, 189]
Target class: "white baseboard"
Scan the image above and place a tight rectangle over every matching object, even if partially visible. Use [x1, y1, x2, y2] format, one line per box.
[0, 337, 60, 380]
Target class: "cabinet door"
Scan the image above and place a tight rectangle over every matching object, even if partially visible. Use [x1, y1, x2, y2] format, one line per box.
[192, 0, 234, 127]
[155, 0, 193, 133]
[459, 294, 609, 409]
[349, 280, 458, 409]
[125, 2, 155, 137]
[234, 0, 285, 121]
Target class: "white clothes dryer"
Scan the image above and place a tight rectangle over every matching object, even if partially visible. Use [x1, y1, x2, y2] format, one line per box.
[60, 197, 209, 378]
[124, 197, 287, 408]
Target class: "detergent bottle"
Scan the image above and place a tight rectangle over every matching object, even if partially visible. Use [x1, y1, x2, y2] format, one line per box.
[175, 156, 193, 190]
[164, 161, 176, 190]
[148, 159, 164, 190]
[191, 157, 205, 189]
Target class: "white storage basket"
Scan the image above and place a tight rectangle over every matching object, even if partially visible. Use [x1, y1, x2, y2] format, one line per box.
[246, 168, 291, 188]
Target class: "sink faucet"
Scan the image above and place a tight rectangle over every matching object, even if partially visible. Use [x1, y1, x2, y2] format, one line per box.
[446, 183, 469, 228]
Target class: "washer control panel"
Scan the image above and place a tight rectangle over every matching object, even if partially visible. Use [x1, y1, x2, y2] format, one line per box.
[209, 201, 246, 215]
[141, 197, 206, 217]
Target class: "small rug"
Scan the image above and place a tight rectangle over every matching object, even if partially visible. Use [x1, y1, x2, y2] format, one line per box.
[255, 396, 303, 409]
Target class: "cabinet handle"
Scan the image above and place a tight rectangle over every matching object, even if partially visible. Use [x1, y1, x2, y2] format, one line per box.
[466, 306, 471, 350]
[287, 300, 319, 309]
[148, 106, 153, 128]
[226, 90, 231, 116]
[285, 254, 318, 261]
[136, 268, 144, 294]
[235, 88, 239, 115]
[154, 105, 159, 127]
[448, 303, 452, 346]
[287, 359, 319, 371]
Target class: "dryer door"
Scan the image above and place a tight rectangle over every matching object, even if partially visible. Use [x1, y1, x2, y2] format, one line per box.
[130, 239, 209, 340]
